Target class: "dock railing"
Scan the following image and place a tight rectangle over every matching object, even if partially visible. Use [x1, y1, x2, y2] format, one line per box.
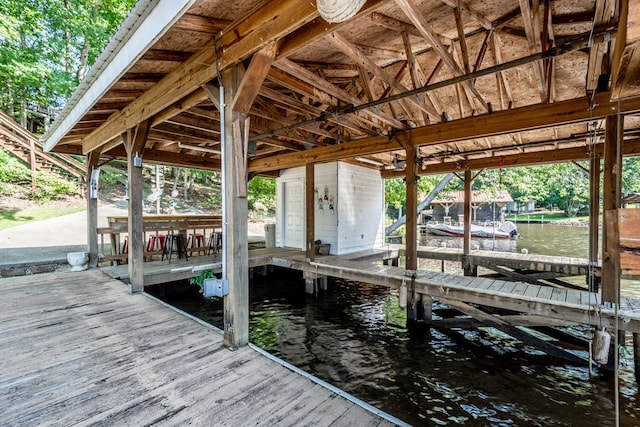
[98, 214, 222, 263]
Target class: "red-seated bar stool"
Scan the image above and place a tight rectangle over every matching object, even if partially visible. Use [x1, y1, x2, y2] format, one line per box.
[146, 235, 161, 261]
[190, 232, 205, 255]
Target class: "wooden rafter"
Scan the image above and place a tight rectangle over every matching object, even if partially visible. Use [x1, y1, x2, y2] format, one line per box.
[439, 0, 492, 30]
[519, 0, 548, 103]
[273, 58, 405, 131]
[389, 137, 640, 177]
[80, 0, 320, 154]
[542, 0, 556, 103]
[587, 0, 616, 94]
[402, 30, 434, 125]
[491, 32, 514, 108]
[394, 0, 488, 111]
[326, 32, 439, 121]
[453, 6, 471, 74]
[232, 42, 279, 114]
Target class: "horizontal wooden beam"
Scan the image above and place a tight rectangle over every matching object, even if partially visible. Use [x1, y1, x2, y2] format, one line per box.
[102, 146, 221, 171]
[249, 92, 640, 172]
[382, 137, 640, 177]
[81, 0, 319, 154]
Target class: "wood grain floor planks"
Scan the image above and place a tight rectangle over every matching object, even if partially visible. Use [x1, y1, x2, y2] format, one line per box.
[0, 270, 395, 426]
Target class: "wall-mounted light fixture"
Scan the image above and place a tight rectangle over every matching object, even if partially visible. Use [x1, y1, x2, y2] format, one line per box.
[133, 152, 142, 168]
[178, 142, 222, 154]
[355, 156, 385, 167]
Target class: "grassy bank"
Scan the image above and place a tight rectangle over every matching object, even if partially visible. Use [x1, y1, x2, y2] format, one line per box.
[506, 212, 589, 223]
[0, 205, 85, 231]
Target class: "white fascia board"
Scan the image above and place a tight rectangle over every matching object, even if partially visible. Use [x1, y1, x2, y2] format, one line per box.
[43, 0, 197, 152]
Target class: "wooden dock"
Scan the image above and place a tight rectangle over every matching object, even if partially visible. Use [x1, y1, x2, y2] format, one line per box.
[405, 245, 591, 276]
[100, 246, 639, 334]
[0, 269, 398, 426]
[100, 247, 400, 286]
[269, 252, 640, 334]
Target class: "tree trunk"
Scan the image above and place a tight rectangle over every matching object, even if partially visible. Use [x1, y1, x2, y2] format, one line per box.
[172, 168, 180, 194]
[183, 168, 188, 201]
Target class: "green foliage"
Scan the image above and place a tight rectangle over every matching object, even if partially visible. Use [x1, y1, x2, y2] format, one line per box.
[248, 176, 275, 217]
[0, 147, 77, 201]
[623, 157, 640, 194]
[27, 172, 77, 202]
[99, 169, 125, 190]
[0, 148, 31, 184]
[0, 0, 135, 120]
[189, 269, 215, 293]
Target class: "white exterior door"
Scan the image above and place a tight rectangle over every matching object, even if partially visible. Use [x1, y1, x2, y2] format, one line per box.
[284, 181, 304, 248]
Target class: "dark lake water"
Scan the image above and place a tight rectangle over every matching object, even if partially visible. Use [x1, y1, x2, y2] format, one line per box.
[151, 263, 640, 426]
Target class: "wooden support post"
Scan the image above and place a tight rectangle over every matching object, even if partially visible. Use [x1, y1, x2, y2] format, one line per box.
[422, 294, 432, 322]
[405, 147, 419, 325]
[87, 151, 101, 268]
[462, 169, 477, 276]
[221, 66, 250, 349]
[306, 162, 315, 261]
[304, 271, 316, 294]
[602, 114, 623, 305]
[588, 152, 601, 292]
[405, 148, 418, 271]
[634, 333, 640, 384]
[463, 170, 472, 254]
[124, 121, 150, 293]
[317, 274, 328, 291]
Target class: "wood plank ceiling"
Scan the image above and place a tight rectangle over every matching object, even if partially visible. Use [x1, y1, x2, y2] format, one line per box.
[45, 0, 640, 177]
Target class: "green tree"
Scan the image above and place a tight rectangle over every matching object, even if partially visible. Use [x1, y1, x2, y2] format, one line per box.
[623, 157, 640, 194]
[0, 0, 134, 127]
[248, 176, 275, 217]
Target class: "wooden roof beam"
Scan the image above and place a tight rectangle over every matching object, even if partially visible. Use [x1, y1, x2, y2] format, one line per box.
[232, 42, 279, 115]
[325, 32, 440, 120]
[264, 70, 379, 137]
[519, 0, 548, 103]
[273, 58, 406, 130]
[454, 6, 471, 74]
[586, 0, 617, 94]
[248, 92, 640, 172]
[439, 0, 492, 30]
[399, 137, 640, 176]
[611, 0, 640, 99]
[491, 32, 514, 108]
[394, 0, 488, 111]
[402, 30, 435, 124]
[80, 0, 320, 155]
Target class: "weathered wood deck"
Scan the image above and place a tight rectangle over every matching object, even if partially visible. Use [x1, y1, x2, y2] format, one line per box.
[270, 252, 640, 334]
[0, 269, 397, 426]
[402, 245, 592, 276]
[100, 247, 400, 285]
[101, 246, 640, 333]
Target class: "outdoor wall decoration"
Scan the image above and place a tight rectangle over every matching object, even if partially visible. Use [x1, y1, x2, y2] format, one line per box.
[317, 185, 335, 214]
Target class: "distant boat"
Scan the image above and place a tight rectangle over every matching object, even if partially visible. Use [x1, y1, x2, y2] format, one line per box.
[425, 221, 518, 239]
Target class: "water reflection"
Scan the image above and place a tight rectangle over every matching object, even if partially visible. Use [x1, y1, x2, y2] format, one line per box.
[153, 271, 640, 426]
[515, 224, 591, 259]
